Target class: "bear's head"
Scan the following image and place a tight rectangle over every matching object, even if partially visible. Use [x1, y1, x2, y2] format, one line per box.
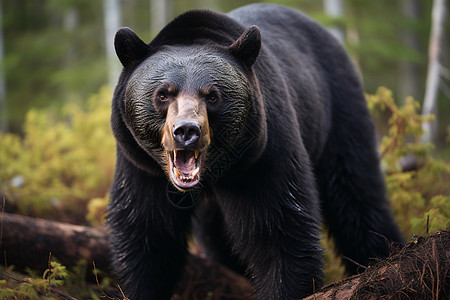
[112, 23, 265, 191]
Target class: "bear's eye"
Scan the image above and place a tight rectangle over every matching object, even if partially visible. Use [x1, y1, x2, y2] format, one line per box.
[158, 93, 168, 101]
[208, 95, 217, 103]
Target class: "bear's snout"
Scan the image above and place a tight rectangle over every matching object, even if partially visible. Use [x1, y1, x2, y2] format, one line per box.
[162, 96, 210, 152]
[161, 96, 211, 190]
[173, 120, 201, 148]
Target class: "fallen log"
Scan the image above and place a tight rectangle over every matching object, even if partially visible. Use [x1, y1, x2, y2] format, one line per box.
[1, 212, 448, 299]
[0, 212, 252, 298]
[0, 212, 111, 281]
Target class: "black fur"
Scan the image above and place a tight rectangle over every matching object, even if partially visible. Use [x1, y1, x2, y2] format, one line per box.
[108, 4, 404, 300]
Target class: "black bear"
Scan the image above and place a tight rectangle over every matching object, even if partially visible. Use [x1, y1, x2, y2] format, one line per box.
[108, 3, 404, 300]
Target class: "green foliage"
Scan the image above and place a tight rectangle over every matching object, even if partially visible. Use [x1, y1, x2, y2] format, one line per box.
[3, 0, 107, 132]
[0, 259, 117, 299]
[0, 260, 67, 300]
[324, 87, 450, 284]
[0, 87, 115, 224]
[43, 260, 69, 287]
[64, 260, 87, 287]
[367, 87, 450, 237]
[321, 234, 346, 285]
[0, 279, 16, 299]
[86, 194, 109, 226]
[366, 87, 434, 172]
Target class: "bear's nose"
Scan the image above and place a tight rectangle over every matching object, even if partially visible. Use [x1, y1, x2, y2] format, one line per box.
[173, 120, 201, 147]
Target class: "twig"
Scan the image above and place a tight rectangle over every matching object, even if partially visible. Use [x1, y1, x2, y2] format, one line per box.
[1, 270, 30, 284]
[50, 286, 78, 300]
[117, 284, 130, 300]
[93, 260, 126, 300]
[3, 251, 7, 273]
[0, 196, 5, 251]
[432, 240, 439, 300]
[47, 252, 52, 286]
[342, 256, 367, 271]
[1, 196, 7, 276]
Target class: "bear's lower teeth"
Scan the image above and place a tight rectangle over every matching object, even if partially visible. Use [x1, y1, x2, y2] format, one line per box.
[173, 167, 199, 183]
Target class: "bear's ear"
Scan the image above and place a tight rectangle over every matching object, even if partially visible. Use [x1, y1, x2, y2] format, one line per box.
[115, 27, 150, 67]
[229, 25, 261, 68]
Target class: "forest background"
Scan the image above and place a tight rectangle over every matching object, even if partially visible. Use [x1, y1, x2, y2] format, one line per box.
[0, 0, 449, 299]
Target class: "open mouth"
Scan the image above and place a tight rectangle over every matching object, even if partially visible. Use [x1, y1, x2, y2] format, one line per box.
[168, 149, 202, 190]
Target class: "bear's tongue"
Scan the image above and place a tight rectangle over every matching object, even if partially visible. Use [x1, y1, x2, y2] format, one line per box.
[174, 150, 197, 173]
[172, 150, 200, 186]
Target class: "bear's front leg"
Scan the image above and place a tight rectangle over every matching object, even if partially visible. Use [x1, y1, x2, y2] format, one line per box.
[112, 231, 189, 300]
[253, 211, 323, 299]
[217, 170, 323, 299]
[108, 160, 192, 300]
[108, 199, 191, 300]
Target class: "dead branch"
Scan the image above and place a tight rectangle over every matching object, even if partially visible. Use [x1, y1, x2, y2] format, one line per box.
[303, 230, 450, 300]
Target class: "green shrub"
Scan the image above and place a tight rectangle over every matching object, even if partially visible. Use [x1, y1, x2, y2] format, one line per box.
[367, 87, 450, 237]
[0, 86, 115, 224]
[323, 87, 450, 284]
[0, 258, 112, 299]
[0, 259, 67, 300]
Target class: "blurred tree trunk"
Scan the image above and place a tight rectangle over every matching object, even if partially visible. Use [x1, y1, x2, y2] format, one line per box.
[103, 0, 121, 89]
[63, 7, 77, 64]
[150, 0, 173, 34]
[324, 0, 344, 44]
[0, 0, 7, 133]
[399, 0, 421, 102]
[422, 0, 446, 143]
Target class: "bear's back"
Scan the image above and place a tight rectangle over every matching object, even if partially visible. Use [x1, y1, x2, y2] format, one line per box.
[227, 3, 337, 56]
[228, 3, 361, 164]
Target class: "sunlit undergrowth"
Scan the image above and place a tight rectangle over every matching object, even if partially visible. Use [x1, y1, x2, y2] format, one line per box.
[367, 87, 449, 237]
[0, 259, 115, 299]
[0, 260, 68, 300]
[0, 86, 115, 224]
[323, 87, 450, 283]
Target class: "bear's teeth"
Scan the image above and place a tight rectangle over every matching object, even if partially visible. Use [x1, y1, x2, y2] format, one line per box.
[174, 167, 181, 179]
[173, 166, 200, 182]
[192, 167, 200, 178]
[173, 149, 199, 161]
